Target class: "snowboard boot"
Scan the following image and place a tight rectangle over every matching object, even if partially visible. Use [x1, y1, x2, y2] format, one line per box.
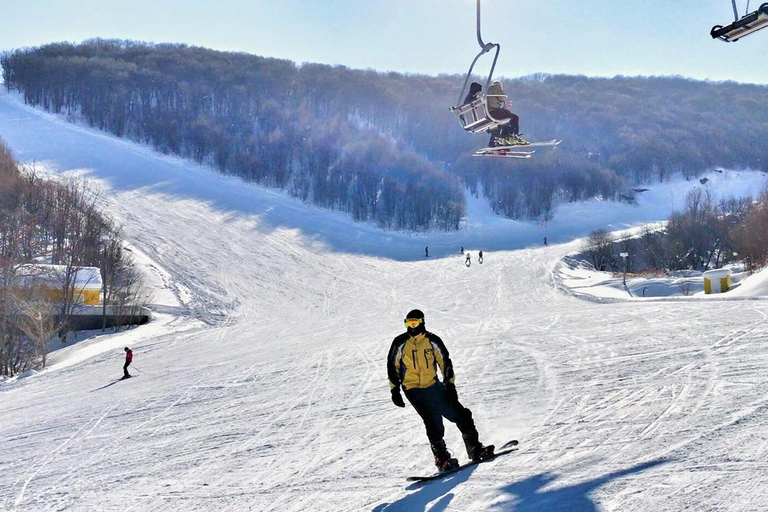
[431, 440, 459, 472]
[463, 434, 495, 461]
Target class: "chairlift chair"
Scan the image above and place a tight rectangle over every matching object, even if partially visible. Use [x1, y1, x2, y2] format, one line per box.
[453, 94, 510, 134]
[449, 0, 510, 134]
[711, 2, 768, 41]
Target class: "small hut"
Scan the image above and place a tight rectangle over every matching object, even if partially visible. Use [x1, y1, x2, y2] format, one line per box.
[703, 268, 732, 294]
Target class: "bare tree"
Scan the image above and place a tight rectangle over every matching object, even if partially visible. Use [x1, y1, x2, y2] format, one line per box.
[734, 189, 768, 271]
[583, 229, 615, 271]
[12, 284, 57, 369]
[110, 252, 153, 331]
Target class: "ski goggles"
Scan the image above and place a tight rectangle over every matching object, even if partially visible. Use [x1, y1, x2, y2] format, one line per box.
[404, 318, 423, 328]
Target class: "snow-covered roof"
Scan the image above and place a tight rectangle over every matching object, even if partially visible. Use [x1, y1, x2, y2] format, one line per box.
[15, 264, 103, 290]
[703, 268, 732, 278]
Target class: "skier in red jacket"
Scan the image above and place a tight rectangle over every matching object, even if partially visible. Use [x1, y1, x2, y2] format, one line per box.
[122, 347, 133, 380]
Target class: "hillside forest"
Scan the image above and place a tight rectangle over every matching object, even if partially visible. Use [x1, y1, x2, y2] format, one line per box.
[2, 40, 768, 231]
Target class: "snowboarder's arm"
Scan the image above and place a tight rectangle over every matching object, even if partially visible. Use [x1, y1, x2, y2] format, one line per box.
[387, 335, 406, 390]
[428, 334, 455, 385]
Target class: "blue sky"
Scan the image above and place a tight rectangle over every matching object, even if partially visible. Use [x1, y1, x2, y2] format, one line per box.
[3, 0, 768, 84]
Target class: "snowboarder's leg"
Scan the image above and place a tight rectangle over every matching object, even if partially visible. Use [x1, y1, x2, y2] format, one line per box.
[123, 362, 131, 379]
[406, 387, 458, 470]
[406, 387, 447, 445]
[441, 392, 493, 461]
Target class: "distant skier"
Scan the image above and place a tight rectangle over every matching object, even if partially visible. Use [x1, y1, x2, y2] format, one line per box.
[478, 250, 484, 264]
[387, 309, 494, 472]
[544, 237, 548, 246]
[425, 246, 429, 258]
[465, 253, 471, 267]
[460, 246, 464, 255]
[122, 347, 133, 380]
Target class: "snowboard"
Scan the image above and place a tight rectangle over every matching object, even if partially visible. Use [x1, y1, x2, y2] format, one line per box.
[406, 439, 519, 482]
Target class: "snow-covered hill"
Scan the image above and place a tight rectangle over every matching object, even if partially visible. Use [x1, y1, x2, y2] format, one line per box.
[1, 89, 768, 512]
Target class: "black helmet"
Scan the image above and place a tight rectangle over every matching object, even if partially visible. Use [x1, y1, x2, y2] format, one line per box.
[405, 309, 424, 320]
[124, 347, 130, 351]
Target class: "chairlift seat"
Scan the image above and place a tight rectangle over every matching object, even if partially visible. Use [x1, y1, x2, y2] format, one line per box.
[453, 95, 511, 134]
[711, 3, 768, 41]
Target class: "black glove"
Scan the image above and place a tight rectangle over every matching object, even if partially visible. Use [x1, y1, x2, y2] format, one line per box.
[391, 387, 405, 408]
[444, 382, 458, 402]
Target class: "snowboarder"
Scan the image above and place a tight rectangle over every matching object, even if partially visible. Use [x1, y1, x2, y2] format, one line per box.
[387, 309, 494, 472]
[478, 250, 484, 264]
[122, 347, 133, 379]
[425, 246, 429, 258]
[465, 253, 471, 267]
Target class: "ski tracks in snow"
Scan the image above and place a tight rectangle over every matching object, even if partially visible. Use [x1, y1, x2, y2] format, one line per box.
[12, 404, 118, 509]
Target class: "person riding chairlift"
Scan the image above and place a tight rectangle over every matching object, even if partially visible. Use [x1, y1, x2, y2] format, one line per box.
[486, 80, 522, 147]
[462, 81, 523, 148]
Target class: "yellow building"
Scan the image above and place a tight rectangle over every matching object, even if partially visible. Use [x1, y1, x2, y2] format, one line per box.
[16, 264, 103, 305]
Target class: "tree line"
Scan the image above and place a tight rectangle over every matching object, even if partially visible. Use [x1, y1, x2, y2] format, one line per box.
[3, 40, 768, 230]
[0, 140, 148, 377]
[582, 187, 768, 276]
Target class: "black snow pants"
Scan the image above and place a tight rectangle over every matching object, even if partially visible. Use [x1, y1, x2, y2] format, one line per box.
[123, 362, 131, 378]
[404, 382, 479, 446]
[488, 109, 519, 137]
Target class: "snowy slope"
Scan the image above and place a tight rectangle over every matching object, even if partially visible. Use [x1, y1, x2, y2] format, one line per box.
[2, 89, 768, 512]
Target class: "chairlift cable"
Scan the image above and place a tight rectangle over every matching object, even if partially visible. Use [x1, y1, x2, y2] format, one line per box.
[456, 0, 501, 107]
[476, 0, 486, 48]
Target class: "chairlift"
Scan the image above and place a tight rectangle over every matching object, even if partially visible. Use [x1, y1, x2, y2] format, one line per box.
[450, 0, 562, 158]
[449, 0, 510, 135]
[711, 1, 768, 42]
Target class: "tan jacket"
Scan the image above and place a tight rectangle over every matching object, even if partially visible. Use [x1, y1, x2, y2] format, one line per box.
[486, 81, 507, 111]
[387, 331, 455, 391]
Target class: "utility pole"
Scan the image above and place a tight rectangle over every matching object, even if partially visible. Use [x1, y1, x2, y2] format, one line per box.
[620, 252, 629, 286]
[101, 235, 110, 331]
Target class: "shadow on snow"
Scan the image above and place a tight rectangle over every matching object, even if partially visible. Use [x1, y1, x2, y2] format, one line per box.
[374, 457, 668, 512]
[373, 464, 479, 512]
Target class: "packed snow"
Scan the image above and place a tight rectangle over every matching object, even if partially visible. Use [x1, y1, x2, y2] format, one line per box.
[1, 88, 768, 512]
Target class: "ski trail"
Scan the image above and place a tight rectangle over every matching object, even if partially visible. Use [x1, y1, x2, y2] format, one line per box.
[14, 404, 116, 508]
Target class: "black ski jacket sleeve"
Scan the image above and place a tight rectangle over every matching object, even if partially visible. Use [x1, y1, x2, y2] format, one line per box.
[387, 334, 406, 390]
